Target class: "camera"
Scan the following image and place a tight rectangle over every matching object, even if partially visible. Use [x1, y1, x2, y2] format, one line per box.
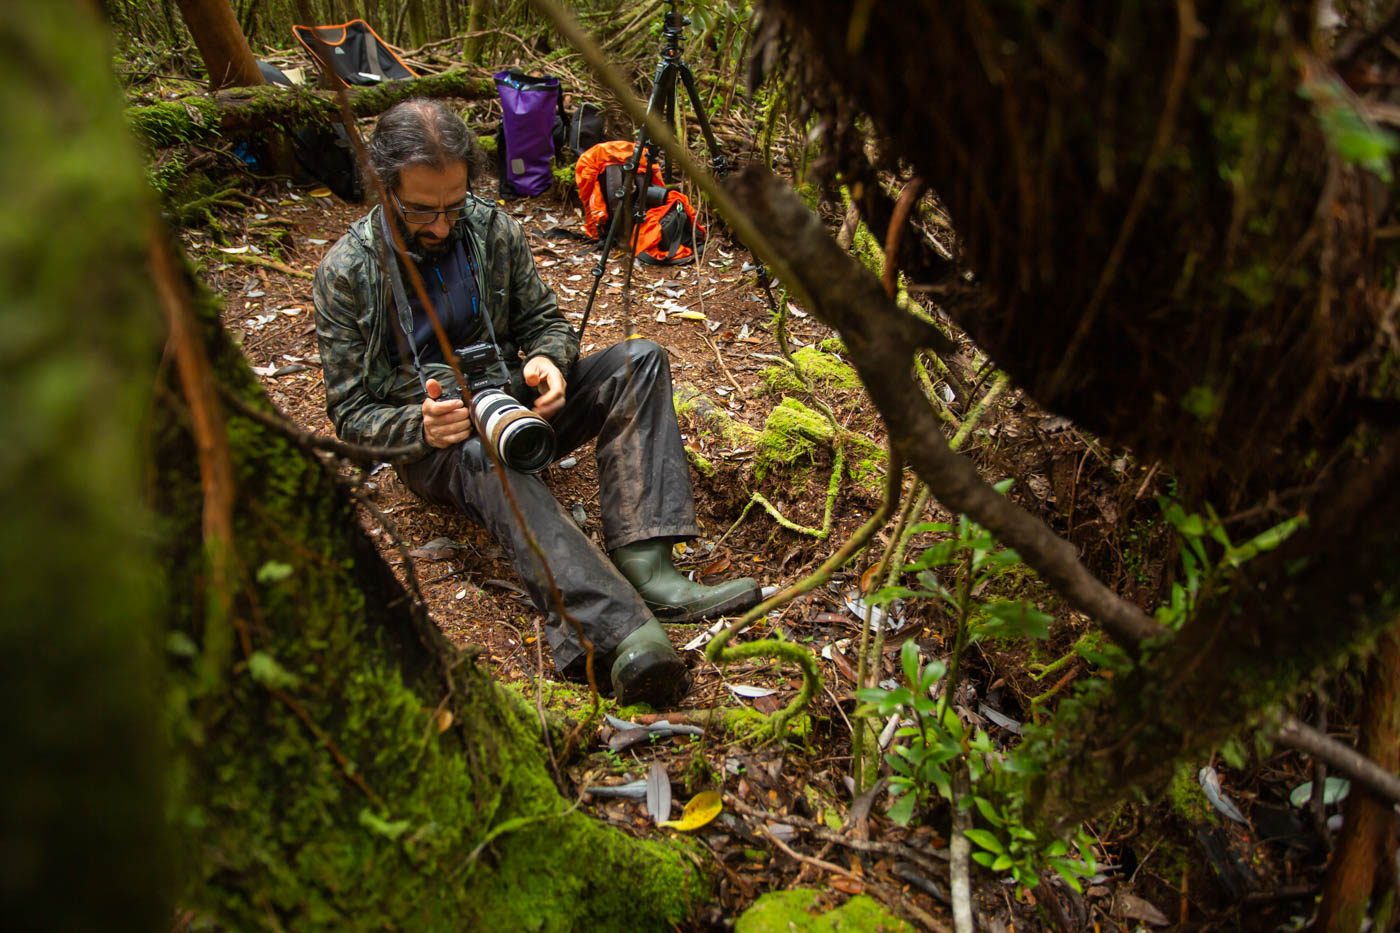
[449, 342, 556, 474]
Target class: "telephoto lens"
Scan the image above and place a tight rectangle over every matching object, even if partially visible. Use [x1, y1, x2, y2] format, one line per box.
[471, 389, 555, 473]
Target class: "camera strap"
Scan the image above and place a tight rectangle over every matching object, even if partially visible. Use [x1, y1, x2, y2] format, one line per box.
[376, 208, 434, 396]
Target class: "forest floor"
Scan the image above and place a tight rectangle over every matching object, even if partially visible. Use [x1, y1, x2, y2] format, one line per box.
[188, 158, 1334, 931]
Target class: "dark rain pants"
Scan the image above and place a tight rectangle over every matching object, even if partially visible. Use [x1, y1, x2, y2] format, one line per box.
[399, 339, 699, 673]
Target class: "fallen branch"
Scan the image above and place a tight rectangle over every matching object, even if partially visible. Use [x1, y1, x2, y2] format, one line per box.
[220, 252, 313, 280]
[1276, 714, 1400, 807]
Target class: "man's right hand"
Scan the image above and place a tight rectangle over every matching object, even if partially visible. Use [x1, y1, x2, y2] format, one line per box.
[422, 378, 474, 448]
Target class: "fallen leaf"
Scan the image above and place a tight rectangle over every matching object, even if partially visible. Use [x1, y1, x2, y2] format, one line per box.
[700, 557, 732, 578]
[308, 186, 333, 198]
[1113, 892, 1170, 927]
[658, 790, 722, 832]
[646, 761, 672, 824]
[1198, 766, 1248, 824]
[217, 245, 250, 254]
[728, 684, 778, 699]
[676, 310, 707, 321]
[829, 876, 864, 895]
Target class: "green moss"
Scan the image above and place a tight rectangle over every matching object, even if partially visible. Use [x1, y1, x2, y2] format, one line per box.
[551, 163, 577, 191]
[155, 268, 709, 930]
[736, 890, 912, 932]
[755, 397, 884, 492]
[1166, 760, 1213, 825]
[761, 346, 862, 395]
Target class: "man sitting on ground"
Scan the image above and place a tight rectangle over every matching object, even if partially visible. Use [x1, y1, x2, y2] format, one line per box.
[313, 99, 760, 707]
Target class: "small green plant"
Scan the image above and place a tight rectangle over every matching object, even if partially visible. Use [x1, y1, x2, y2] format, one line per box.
[855, 488, 1096, 892]
[856, 640, 1098, 892]
[1155, 494, 1305, 629]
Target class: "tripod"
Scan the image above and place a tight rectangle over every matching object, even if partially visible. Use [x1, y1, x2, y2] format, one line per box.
[576, 0, 727, 342]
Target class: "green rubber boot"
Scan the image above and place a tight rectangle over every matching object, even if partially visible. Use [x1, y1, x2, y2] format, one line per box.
[610, 539, 762, 623]
[609, 618, 688, 708]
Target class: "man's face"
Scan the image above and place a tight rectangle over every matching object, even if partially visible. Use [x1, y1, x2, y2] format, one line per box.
[392, 161, 469, 257]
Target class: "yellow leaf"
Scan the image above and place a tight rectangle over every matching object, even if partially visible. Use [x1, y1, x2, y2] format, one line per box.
[434, 709, 454, 733]
[626, 333, 645, 340]
[676, 310, 707, 321]
[308, 186, 333, 198]
[657, 790, 722, 832]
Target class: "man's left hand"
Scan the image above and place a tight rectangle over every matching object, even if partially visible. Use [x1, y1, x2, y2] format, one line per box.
[523, 356, 567, 418]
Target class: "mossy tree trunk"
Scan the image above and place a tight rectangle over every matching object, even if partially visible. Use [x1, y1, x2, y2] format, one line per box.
[125, 70, 495, 149]
[2, 5, 172, 928]
[9, 2, 707, 928]
[753, 0, 1400, 826]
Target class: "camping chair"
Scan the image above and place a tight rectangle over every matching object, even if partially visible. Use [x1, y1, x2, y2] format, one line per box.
[292, 19, 416, 87]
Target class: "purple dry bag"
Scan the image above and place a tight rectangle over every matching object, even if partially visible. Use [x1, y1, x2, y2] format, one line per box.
[494, 70, 561, 198]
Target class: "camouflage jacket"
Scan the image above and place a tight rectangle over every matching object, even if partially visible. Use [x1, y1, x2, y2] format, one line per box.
[313, 196, 578, 459]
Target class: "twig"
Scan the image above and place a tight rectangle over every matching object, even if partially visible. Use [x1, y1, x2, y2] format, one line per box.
[882, 177, 927, 300]
[1276, 714, 1400, 806]
[707, 443, 904, 733]
[223, 391, 422, 465]
[950, 769, 974, 933]
[220, 251, 314, 280]
[700, 328, 746, 398]
[268, 685, 384, 808]
[149, 230, 244, 674]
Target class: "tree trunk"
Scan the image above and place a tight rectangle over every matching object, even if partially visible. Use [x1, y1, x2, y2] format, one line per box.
[749, 0, 1400, 827]
[12, 1, 708, 927]
[126, 69, 495, 148]
[4, 4, 174, 928]
[1316, 624, 1400, 932]
[174, 0, 266, 90]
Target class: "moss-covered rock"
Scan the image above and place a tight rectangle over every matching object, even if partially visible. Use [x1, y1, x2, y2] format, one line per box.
[761, 346, 863, 395]
[735, 890, 913, 932]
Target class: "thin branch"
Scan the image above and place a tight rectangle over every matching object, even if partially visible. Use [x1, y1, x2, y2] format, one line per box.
[726, 168, 1165, 651]
[1276, 714, 1400, 806]
[220, 252, 313, 280]
[149, 229, 244, 672]
[223, 391, 422, 465]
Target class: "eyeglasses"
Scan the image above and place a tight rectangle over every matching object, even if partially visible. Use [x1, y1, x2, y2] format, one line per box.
[392, 190, 468, 224]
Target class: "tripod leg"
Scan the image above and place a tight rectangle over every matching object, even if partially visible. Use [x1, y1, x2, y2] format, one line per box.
[578, 127, 654, 342]
[677, 63, 727, 175]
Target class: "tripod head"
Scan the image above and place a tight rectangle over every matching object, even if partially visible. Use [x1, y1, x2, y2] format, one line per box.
[661, 0, 689, 59]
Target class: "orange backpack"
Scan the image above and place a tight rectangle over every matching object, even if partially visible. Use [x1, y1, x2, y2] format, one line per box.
[575, 141, 704, 265]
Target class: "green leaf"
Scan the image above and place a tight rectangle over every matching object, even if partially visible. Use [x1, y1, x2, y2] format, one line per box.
[992, 478, 1015, 495]
[256, 560, 294, 583]
[975, 600, 1052, 641]
[901, 639, 921, 686]
[358, 809, 411, 840]
[962, 828, 1004, 853]
[971, 851, 996, 868]
[1226, 514, 1306, 568]
[165, 631, 198, 658]
[1051, 859, 1086, 893]
[1289, 776, 1350, 808]
[905, 522, 953, 535]
[972, 796, 1002, 825]
[887, 792, 916, 826]
[869, 585, 922, 607]
[246, 650, 301, 689]
[917, 659, 947, 693]
[991, 853, 1014, 871]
